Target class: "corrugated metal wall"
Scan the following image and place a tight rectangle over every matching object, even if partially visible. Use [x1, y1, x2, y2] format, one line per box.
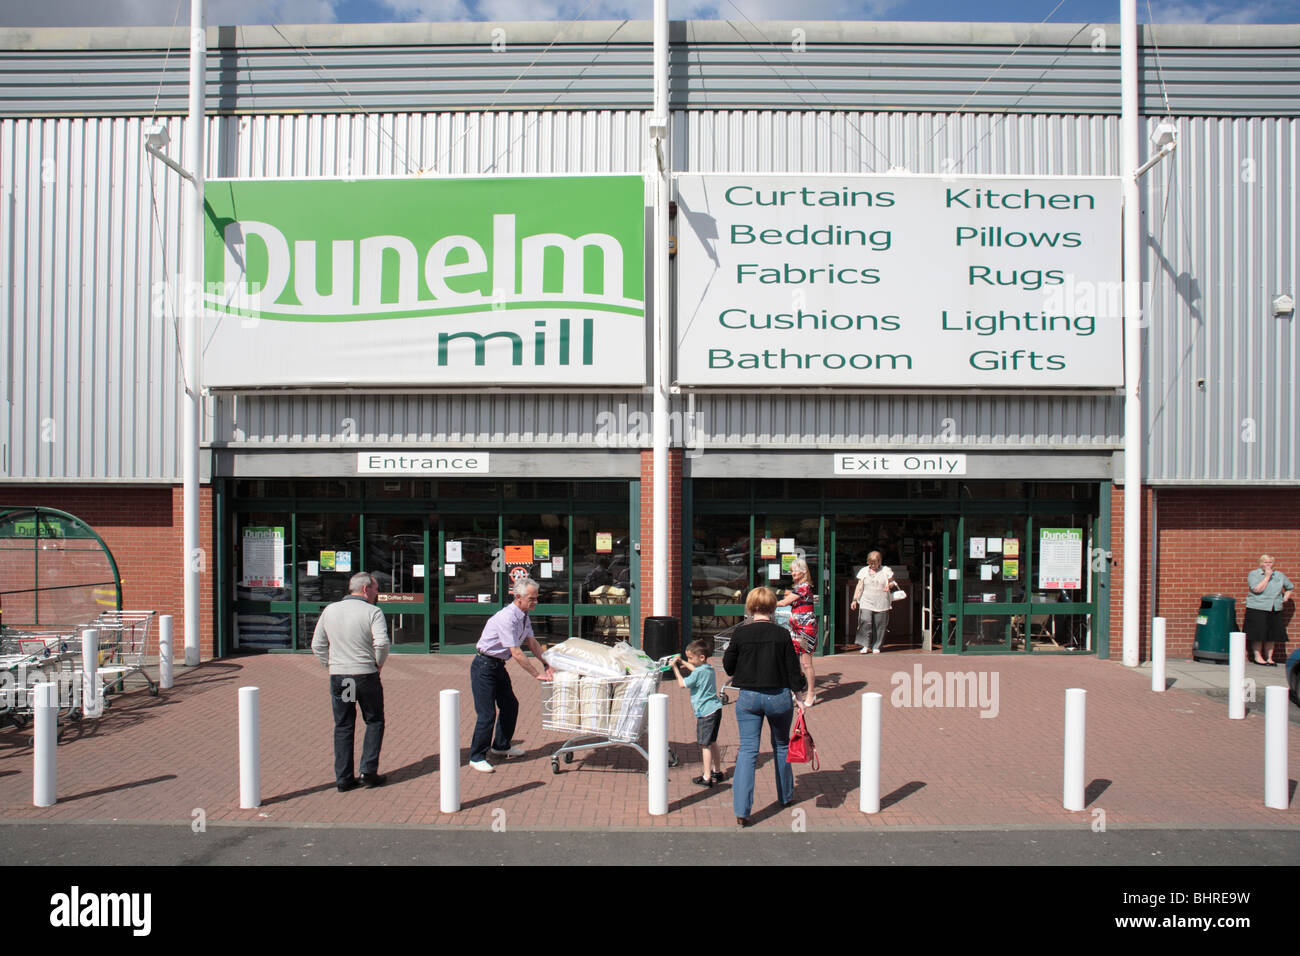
[1142, 115, 1298, 482]
[4, 21, 1298, 117]
[1, 23, 1296, 482]
[1, 115, 183, 480]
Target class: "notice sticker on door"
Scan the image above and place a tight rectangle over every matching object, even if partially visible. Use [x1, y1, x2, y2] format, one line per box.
[413, 564, 424, 578]
[505, 544, 534, 564]
[446, 540, 462, 563]
[552, 556, 564, 572]
[596, 533, 613, 553]
[540, 562, 553, 578]
[336, 551, 353, 573]
[761, 538, 777, 559]
[307, 561, 319, 577]
[444, 564, 456, 577]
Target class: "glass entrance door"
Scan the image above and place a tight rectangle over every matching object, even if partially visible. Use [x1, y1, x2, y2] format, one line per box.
[367, 515, 430, 651]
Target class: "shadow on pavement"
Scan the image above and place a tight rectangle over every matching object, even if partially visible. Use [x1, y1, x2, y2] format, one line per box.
[61, 774, 178, 803]
[1085, 778, 1112, 806]
[881, 780, 926, 810]
[815, 674, 868, 704]
[460, 781, 544, 811]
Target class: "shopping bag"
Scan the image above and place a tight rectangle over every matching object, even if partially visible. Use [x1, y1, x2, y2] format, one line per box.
[786, 710, 819, 770]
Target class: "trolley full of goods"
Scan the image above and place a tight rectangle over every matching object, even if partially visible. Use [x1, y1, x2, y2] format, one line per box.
[540, 637, 679, 775]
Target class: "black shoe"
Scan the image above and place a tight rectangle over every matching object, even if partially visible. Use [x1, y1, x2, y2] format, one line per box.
[361, 772, 387, 788]
[692, 774, 714, 788]
[337, 777, 360, 792]
[712, 770, 726, 783]
[736, 816, 750, 827]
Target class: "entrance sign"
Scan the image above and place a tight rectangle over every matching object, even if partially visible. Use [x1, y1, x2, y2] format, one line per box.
[357, 452, 490, 474]
[833, 453, 967, 476]
[1039, 528, 1084, 589]
[675, 174, 1121, 387]
[203, 176, 646, 386]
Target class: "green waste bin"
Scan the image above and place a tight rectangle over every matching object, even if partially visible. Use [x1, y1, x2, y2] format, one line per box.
[1192, 594, 1237, 663]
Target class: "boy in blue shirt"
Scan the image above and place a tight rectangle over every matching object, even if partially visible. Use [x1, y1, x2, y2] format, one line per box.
[670, 640, 725, 787]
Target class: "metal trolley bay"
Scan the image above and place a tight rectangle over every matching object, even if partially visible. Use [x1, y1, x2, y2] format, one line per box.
[542, 666, 679, 774]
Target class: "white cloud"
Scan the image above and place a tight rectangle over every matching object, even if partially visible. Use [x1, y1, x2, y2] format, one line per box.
[1144, 1, 1281, 23]
[375, 0, 474, 19]
[676, 0, 902, 20]
[372, 0, 903, 21]
[0, 0, 344, 26]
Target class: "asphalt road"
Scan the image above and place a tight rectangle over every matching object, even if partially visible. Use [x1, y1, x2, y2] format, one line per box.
[4, 822, 1296, 866]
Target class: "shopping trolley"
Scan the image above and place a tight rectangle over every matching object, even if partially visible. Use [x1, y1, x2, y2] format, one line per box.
[0, 629, 79, 730]
[542, 667, 679, 774]
[83, 610, 158, 698]
[706, 607, 803, 705]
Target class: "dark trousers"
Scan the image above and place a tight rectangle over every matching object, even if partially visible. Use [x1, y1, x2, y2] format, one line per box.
[330, 672, 384, 783]
[470, 654, 518, 762]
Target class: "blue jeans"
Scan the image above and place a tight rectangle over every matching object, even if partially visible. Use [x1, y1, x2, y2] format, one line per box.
[330, 672, 384, 783]
[470, 653, 518, 762]
[732, 687, 795, 818]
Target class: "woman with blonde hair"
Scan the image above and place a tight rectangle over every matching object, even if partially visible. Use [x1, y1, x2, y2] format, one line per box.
[723, 587, 807, 827]
[776, 558, 817, 707]
[851, 550, 898, 654]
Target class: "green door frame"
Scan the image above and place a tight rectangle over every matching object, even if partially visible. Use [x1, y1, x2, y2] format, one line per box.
[688, 483, 1109, 658]
[223, 479, 635, 655]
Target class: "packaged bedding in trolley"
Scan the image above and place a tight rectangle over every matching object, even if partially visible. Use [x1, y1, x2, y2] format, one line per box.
[540, 637, 677, 772]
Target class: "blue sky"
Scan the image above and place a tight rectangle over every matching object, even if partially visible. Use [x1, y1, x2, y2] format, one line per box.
[1, 0, 1297, 27]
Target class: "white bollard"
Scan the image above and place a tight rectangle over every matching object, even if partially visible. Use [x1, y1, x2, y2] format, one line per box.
[239, 686, 261, 809]
[81, 628, 101, 720]
[159, 614, 174, 691]
[648, 692, 668, 816]
[1228, 632, 1246, 719]
[1063, 688, 1086, 811]
[860, 692, 882, 814]
[1264, 685, 1289, 810]
[440, 689, 460, 813]
[33, 682, 58, 807]
[1151, 617, 1166, 692]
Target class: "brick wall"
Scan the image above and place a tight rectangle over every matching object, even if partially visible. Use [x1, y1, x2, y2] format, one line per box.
[0, 485, 215, 658]
[1109, 486, 1300, 660]
[638, 449, 682, 626]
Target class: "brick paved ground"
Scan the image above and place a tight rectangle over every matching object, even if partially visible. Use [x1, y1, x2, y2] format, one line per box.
[1, 652, 1296, 831]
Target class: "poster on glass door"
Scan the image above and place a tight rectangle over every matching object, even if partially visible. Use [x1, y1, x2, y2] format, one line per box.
[1038, 528, 1083, 589]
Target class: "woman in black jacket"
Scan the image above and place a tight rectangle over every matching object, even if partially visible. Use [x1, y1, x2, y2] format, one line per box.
[723, 586, 807, 827]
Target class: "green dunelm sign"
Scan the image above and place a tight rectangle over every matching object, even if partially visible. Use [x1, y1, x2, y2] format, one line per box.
[202, 176, 646, 386]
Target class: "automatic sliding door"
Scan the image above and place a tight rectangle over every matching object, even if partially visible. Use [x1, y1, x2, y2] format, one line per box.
[367, 515, 430, 651]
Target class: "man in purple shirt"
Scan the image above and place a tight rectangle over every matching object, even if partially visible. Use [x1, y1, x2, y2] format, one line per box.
[469, 577, 554, 773]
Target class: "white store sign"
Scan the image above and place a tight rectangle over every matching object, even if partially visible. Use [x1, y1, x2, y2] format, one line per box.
[357, 452, 490, 474]
[833, 453, 967, 476]
[675, 174, 1122, 387]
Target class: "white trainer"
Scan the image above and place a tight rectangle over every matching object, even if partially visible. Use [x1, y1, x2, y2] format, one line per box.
[490, 745, 525, 758]
[469, 759, 495, 773]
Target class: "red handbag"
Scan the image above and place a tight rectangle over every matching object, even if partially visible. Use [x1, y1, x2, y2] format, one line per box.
[786, 710, 820, 770]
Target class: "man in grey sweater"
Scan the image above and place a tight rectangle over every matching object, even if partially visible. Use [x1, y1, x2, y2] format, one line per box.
[312, 572, 390, 791]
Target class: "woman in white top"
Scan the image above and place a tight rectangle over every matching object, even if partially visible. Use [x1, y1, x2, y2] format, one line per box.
[851, 551, 898, 654]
